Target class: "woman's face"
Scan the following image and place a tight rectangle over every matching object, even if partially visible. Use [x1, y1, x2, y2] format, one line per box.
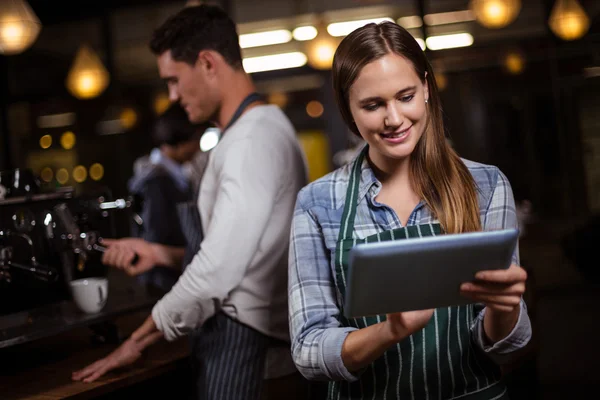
[348, 52, 429, 165]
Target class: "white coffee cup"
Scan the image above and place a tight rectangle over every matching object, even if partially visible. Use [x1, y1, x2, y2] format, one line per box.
[69, 277, 108, 314]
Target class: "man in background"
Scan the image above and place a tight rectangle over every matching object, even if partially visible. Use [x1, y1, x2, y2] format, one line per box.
[128, 103, 210, 292]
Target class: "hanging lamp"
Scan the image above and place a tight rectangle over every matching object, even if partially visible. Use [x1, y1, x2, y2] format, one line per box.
[469, 0, 521, 29]
[66, 45, 110, 99]
[0, 0, 41, 55]
[548, 0, 590, 41]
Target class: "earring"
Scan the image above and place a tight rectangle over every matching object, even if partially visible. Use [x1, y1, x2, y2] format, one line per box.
[425, 99, 429, 104]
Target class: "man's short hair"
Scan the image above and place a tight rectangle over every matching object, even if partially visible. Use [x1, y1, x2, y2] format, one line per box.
[153, 103, 211, 147]
[149, 4, 243, 69]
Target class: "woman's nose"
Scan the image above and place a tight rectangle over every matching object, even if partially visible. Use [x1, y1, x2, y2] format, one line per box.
[384, 104, 403, 129]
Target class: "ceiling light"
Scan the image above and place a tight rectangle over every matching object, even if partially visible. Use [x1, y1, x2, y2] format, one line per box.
[327, 17, 394, 37]
[426, 33, 474, 51]
[66, 45, 110, 100]
[548, 0, 590, 41]
[470, 0, 521, 29]
[397, 16, 423, 29]
[293, 26, 318, 41]
[0, 0, 41, 55]
[243, 52, 307, 73]
[36, 112, 76, 129]
[239, 29, 292, 49]
[424, 10, 475, 26]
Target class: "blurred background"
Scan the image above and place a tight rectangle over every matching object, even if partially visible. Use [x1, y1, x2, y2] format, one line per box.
[0, 0, 599, 398]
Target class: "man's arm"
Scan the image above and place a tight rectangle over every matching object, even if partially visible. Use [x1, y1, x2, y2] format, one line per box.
[152, 133, 284, 340]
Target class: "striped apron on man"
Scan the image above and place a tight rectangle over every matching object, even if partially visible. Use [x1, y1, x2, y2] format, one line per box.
[330, 147, 509, 400]
[174, 92, 272, 400]
[177, 199, 271, 400]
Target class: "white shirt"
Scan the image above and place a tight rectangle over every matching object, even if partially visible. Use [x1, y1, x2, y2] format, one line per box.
[152, 105, 308, 377]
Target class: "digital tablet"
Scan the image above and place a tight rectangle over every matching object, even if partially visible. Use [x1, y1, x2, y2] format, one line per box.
[344, 228, 519, 318]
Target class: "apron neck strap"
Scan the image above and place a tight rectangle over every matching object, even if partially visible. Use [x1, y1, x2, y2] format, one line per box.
[222, 92, 263, 132]
[337, 145, 369, 243]
[193, 92, 263, 201]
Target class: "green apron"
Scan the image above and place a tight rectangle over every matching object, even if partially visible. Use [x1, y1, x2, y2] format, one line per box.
[329, 147, 508, 400]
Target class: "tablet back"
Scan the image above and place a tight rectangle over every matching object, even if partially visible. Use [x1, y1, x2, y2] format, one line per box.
[344, 228, 518, 318]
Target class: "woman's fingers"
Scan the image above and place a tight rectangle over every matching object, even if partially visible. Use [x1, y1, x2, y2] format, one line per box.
[475, 263, 527, 283]
[460, 281, 525, 296]
[460, 292, 521, 307]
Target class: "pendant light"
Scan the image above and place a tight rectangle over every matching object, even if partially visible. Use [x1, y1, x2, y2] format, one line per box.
[305, 19, 338, 70]
[548, 0, 590, 41]
[66, 45, 110, 100]
[469, 0, 521, 29]
[0, 0, 41, 55]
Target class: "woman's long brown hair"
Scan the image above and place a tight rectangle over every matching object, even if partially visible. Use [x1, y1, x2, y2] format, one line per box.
[332, 22, 481, 234]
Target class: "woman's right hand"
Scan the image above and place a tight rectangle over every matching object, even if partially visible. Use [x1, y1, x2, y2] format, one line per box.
[385, 309, 435, 341]
[341, 309, 436, 372]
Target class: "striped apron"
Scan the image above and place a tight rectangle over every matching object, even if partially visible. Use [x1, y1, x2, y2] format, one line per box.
[175, 92, 272, 400]
[330, 148, 508, 400]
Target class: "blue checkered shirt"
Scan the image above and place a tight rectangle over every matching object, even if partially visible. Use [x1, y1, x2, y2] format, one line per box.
[288, 153, 532, 381]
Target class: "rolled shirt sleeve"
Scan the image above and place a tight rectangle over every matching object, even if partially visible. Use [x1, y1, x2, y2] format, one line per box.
[288, 196, 360, 381]
[471, 169, 532, 361]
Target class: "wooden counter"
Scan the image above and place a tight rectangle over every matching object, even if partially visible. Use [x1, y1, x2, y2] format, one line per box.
[0, 311, 191, 400]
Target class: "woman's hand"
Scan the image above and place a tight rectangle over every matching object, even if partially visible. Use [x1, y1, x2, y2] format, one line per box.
[342, 309, 434, 372]
[460, 263, 526, 312]
[460, 263, 527, 343]
[384, 309, 435, 341]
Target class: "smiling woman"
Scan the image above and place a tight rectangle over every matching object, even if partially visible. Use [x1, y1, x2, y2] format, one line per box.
[288, 21, 532, 400]
[332, 22, 480, 234]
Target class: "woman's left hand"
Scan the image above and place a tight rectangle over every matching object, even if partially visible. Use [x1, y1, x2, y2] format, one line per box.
[459, 263, 527, 313]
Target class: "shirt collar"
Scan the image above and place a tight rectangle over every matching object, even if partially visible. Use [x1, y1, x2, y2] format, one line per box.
[356, 154, 380, 204]
[351, 147, 427, 213]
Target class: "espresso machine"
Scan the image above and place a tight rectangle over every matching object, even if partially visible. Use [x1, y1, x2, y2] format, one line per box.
[0, 169, 133, 316]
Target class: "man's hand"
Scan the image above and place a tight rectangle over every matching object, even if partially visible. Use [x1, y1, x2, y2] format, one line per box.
[460, 263, 527, 343]
[72, 316, 163, 383]
[71, 338, 144, 383]
[100, 238, 158, 276]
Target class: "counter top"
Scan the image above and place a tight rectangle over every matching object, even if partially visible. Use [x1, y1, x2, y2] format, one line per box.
[0, 310, 190, 400]
[0, 273, 163, 349]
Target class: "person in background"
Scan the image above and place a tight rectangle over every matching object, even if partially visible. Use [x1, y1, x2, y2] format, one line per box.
[73, 5, 308, 400]
[128, 102, 211, 292]
[289, 22, 531, 399]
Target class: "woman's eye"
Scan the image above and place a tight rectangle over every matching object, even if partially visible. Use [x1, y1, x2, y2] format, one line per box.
[400, 95, 414, 103]
[363, 103, 380, 111]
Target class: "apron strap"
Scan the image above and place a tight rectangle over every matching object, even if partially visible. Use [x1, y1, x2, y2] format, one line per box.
[336, 145, 369, 243]
[192, 91, 264, 202]
[222, 92, 264, 131]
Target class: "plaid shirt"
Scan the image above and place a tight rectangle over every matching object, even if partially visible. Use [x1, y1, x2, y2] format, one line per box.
[288, 153, 532, 381]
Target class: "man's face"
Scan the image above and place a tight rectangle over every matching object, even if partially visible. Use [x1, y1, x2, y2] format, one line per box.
[156, 50, 219, 123]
